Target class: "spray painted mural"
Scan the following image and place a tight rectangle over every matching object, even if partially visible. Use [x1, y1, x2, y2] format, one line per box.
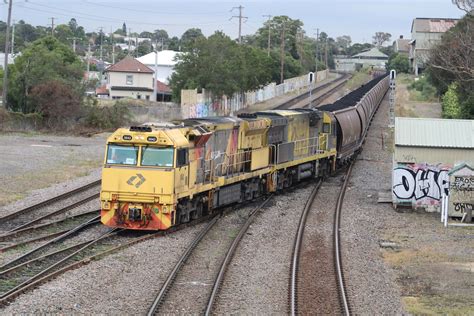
[448, 164, 474, 218]
[392, 163, 451, 208]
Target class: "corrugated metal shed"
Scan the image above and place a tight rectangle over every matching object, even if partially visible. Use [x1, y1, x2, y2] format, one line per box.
[395, 117, 474, 149]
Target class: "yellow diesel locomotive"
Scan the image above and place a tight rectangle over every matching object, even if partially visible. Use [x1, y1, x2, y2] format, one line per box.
[100, 109, 337, 230]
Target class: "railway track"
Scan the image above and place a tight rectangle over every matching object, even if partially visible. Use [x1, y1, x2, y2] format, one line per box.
[147, 197, 272, 315]
[0, 205, 229, 306]
[276, 74, 350, 110]
[0, 180, 101, 233]
[0, 209, 100, 252]
[289, 164, 353, 315]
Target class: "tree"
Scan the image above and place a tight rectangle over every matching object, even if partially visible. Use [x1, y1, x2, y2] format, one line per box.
[254, 16, 304, 59]
[180, 28, 204, 51]
[30, 81, 82, 127]
[169, 31, 271, 101]
[336, 35, 351, 54]
[387, 53, 410, 73]
[54, 24, 73, 45]
[168, 36, 180, 51]
[139, 31, 153, 39]
[7, 36, 84, 113]
[122, 22, 127, 34]
[137, 40, 152, 56]
[451, 0, 473, 13]
[428, 14, 473, 118]
[372, 32, 391, 47]
[346, 42, 373, 56]
[442, 82, 462, 118]
[153, 29, 169, 47]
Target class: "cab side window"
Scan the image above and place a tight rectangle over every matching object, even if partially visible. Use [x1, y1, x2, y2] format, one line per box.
[177, 148, 189, 167]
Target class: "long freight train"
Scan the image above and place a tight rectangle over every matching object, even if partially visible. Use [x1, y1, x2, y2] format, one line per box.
[100, 74, 389, 230]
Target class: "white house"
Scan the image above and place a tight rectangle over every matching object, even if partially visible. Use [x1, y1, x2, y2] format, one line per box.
[136, 50, 180, 84]
[334, 48, 388, 73]
[105, 57, 154, 100]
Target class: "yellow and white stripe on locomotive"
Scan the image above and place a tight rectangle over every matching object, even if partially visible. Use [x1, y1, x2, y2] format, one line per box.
[100, 110, 337, 230]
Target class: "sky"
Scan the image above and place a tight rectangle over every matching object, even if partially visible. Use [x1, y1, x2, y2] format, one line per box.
[1, 0, 465, 44]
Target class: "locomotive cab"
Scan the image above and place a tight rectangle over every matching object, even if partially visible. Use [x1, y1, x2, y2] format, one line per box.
[100, 126, 189, 230]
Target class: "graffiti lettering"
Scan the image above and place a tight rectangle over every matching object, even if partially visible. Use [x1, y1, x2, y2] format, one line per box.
[453, 203, 473, 213]
[451, 176, 474, 192]
[393, 164, 450, 204]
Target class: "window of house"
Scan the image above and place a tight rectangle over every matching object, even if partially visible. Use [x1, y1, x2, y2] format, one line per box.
[126, 75, 133, 85]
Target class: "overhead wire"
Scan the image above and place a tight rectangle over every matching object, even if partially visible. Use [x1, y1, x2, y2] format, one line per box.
[16, 1, 234, 28]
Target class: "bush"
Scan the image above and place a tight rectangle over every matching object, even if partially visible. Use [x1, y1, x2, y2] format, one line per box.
[408, 76, 438, 102]
[387, 53, 409, 73]
[442, 82, 461, 119]
[83, 102, 132, 130]
[30, 81, 82, 129]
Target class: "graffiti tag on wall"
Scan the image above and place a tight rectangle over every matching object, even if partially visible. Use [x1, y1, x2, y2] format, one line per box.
[448, 165, 474, 216]
[392, 163, 451, 206]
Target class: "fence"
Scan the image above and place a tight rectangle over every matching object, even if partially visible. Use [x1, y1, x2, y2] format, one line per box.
[181, 70, 329, 119]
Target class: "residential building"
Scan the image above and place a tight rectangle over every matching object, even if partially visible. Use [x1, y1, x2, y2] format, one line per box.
[136, 50, 180, 84]
[392, 35, 410, 56]
[0, 53, 16, 69]
[105, 57, 154, 100]
[334, 47, 388, 72]
[409, 17, 458, 75]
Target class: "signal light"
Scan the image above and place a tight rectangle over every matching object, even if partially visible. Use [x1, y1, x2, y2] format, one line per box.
[147, 136, 157, 142]
[123, 135, 132, 140]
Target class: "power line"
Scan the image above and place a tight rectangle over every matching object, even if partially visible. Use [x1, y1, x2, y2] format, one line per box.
[230, 5, 247, 44]
[18, 2, 230, 28]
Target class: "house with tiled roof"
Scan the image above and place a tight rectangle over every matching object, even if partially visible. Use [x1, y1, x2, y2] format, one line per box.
[105, 57, 154, 100]
[393, 35, 410, 56]
[409, 17, 459, 75]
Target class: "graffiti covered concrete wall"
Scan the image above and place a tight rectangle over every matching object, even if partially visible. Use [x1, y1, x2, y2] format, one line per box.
[180, 70, 329, 119]
[392, 163, 451, 209]
[448, 164, 474, 218]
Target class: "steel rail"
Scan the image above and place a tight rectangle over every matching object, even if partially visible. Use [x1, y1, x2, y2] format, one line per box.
[289, 180, 322, 316]
[0, 180, 101, 224]
[0, 239, 93, 277]
[0, 216, 100, 272]
[334, 163, 354, 316]
[0, 228, 120, 299]
[0, 209, 100, 242]
[7, 193, 100, 233]
[205, 196, 273, 316]
[147, 216, 220, 316]
[0, 230, 163, 306]
[276, 74, 350, 110]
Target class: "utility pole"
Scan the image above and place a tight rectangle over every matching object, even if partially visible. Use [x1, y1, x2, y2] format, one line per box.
[127, 28, 131, 55]
[86, 42, 91, 79]
[230, 5, 247, 44]
[2, 0, 13, 108]
[152, 40, 159, 102]
[315, 28, 319, 71]
[111, 30, 116, 64]
[325, 37, 328, 69]
[280, 23, 286, 84]
[49, 17, 56, 36]
[98, 27, 104, 61]
[263, 15, 272, 56]
[11, 20, 15, 55]
[68, 37, 78, 53]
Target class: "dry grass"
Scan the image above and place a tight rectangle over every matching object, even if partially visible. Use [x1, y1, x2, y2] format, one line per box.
[0, 158, 100, 207]
[403, 295, 474, 315]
